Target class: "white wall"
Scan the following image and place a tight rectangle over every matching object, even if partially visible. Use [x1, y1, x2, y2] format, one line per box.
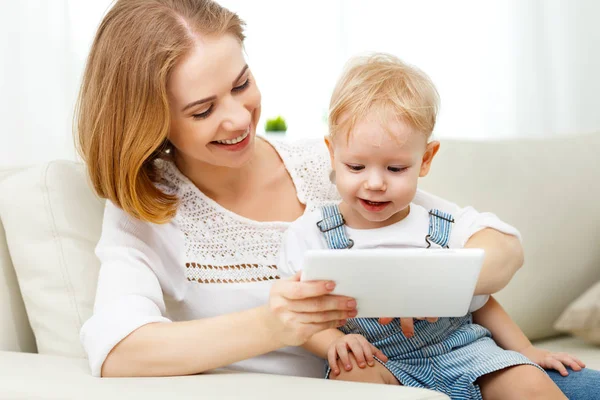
[1, 0, 599, 167]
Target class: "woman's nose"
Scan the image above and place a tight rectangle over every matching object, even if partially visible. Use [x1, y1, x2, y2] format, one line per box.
[221, 97, 252, 132]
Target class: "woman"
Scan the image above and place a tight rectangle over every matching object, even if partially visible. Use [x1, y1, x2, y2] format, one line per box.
[76, 0, 598, 397]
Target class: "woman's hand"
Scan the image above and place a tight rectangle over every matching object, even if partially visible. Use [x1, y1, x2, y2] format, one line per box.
[519, 345, 586, 376]
[327, 334, 388, 375]
[266, 272, 357, 347]
[329, 353, 400, 385]
[378, 317, 439, 338]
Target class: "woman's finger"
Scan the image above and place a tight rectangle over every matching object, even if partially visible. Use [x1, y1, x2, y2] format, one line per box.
[295, 310, 356, 324]
[273, 274, 337, 300]
[426, 317, 439, 323]
[378, 317, 394, 325]
[286, 295, 357, 313]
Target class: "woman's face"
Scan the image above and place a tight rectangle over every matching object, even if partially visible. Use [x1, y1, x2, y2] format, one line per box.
[167, 34, 261, 170]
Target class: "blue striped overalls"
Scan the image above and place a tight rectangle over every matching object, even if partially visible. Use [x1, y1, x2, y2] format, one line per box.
[317, 204, 540, 399]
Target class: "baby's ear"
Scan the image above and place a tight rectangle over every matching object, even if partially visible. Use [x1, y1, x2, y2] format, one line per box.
[419, 141, 440, 177]
[324, 136, 335, 169]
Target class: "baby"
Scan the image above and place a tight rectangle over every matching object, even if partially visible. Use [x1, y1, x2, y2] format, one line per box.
[278, 53, 584, 399]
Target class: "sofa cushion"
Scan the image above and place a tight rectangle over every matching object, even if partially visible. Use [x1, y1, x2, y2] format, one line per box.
[420, 132, 600, 341]
[0, 351, 449, 400]
[0, 161, 105, 357]
[0, 197, 37, 353]
[554, 281, 600, 346]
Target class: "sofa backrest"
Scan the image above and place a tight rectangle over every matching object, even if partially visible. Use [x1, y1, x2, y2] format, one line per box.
[420, 131, 600, 340]
[0, 168, 37, 353]
[0, 133, 598, 358]
[0, 162, 105, 357]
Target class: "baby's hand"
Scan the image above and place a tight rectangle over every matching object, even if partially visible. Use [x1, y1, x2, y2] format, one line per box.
[519, 345, 586, 376]
[328, 334, 389, 376]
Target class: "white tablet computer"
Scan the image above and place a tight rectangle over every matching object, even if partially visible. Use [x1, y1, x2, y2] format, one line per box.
[301, 248, 484, 318]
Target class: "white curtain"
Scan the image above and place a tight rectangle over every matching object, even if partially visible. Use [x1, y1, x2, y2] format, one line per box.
[1, 1, 598, 167]
[0, 0, 112, 168]
[223, 0, 600, 140]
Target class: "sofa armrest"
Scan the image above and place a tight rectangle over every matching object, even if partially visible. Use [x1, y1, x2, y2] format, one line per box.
[0, 351, 448, 399]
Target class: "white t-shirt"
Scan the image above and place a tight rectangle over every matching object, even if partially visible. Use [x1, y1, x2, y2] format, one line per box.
[279, 203, 522, 313]
[80, 138, 520, 377]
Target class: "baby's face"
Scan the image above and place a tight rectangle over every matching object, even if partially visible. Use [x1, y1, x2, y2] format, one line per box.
[328, 113, 437, 228]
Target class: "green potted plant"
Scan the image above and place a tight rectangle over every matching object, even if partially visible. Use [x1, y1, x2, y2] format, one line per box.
[264, 115, 287, 134]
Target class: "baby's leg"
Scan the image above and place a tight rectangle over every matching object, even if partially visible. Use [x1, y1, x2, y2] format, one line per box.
[477, 365, 566, 400]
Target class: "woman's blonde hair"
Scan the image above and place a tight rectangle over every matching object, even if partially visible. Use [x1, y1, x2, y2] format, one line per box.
[75, 0, 244, 224]
[329, 53, 439, 142]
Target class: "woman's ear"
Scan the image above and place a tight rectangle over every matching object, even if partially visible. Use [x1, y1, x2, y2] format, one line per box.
[419, 141, 440, 177]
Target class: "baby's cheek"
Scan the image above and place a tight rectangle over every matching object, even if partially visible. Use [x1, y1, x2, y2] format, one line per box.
[336, 172, 359, 194]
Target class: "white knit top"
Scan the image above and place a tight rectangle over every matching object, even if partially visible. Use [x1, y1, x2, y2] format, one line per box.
[80, 138, 514, 378]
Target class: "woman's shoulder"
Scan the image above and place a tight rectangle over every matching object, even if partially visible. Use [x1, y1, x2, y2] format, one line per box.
[270, 137, 340, 207]
[99, 199, 182, 252]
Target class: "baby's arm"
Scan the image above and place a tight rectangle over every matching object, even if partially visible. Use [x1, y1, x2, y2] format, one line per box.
[303, 329, 389, 376]
[473, 296, 585, 375]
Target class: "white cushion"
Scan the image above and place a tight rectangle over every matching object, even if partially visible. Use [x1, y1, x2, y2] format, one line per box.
[554, 281, 600, 345]
[0, 351, 449, 400]
[420, 132, 600, 340]
[0, 161, 105, 357]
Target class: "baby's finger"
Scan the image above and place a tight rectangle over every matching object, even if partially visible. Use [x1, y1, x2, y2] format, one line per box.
[370, 344, 388, 363]
[359, 340, 375, 366]
[327, 347, 340, 375]
[400, 318, 415, 338]
[425, 317, 439, 323]
[555, 354, 584, 371]
[336, 343, 351, 371]
[561, 354, 586, 369]
[348, 338, 367, 368]
[547, 358, 569, 376]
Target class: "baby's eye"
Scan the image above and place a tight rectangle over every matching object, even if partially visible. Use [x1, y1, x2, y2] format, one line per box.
[388, 166, 407, 173]
[346, 164, 364, 171]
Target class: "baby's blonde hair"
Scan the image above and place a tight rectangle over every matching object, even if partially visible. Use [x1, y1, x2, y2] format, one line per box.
[329, 53, 439, 142]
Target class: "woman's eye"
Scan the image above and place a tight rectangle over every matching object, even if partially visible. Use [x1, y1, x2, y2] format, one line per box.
[346, 164, 364, 171]
[192, 105, 213, 120]
[232, 78, 250, 93]
[388, 166, 407, 173]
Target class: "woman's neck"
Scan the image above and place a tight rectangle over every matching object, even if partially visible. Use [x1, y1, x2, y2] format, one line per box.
[175, 139, 270, 201]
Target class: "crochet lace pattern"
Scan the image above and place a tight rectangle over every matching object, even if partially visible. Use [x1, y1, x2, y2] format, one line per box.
[155, 139, 340, 284]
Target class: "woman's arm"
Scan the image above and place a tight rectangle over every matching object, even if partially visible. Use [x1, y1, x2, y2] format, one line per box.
[86, 202, 355, 377]
[465, 228, 524, 295]
[99, 275, 355, 377]
[102, 307, 278, 377]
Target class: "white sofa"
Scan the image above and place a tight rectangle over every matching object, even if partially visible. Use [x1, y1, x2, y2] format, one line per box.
[1, 133, 599, 399]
